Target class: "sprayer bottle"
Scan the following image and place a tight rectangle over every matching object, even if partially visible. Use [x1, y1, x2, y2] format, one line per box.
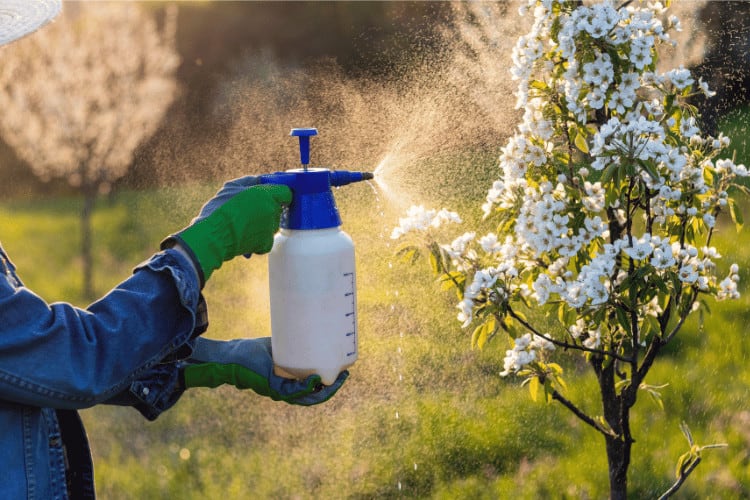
[258, 128, 372, 386]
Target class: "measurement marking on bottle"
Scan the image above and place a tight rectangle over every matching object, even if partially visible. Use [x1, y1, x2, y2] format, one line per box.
[344, 271, 357, 358]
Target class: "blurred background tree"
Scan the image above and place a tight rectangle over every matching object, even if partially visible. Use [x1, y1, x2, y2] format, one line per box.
[0, 3, 180, 298]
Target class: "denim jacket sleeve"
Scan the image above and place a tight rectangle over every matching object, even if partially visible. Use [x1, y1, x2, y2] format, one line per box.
[0, 246, 204, 415]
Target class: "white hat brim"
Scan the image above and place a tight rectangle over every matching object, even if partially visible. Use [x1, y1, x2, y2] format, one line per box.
[0, 0, 61, 46]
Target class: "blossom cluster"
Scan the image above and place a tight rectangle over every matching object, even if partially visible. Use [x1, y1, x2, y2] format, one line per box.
[500, 333, 555, 376]
[718, 264, 741, 300]
[390, 205, 461, 240]
[393, 0, 746, 379]
[484, 0, 746, 315]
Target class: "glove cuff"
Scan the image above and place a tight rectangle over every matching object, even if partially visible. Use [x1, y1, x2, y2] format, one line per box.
[160, 234, 207, 288]
[166, 214, 231, 285]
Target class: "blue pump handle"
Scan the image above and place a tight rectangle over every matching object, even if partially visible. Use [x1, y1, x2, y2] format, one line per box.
[290, 128, 318, 166]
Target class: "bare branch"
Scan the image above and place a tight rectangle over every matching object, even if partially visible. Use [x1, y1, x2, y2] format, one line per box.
[658, 457, 701, 500]
[551, 389, 616, 438]
[508, 307, 632, 363]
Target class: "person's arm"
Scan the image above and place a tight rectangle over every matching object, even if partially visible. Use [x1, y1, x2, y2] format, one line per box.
[0, 177, 291, 412]
[0, 247, 202, 410]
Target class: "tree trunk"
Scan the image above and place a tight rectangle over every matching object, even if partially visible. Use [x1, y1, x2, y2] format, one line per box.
[594, 357, 634, 500]
[605, 433, 631, 500]
[81, 188, 96, 300]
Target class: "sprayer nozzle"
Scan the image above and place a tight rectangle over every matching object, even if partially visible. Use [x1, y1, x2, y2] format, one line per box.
[329, 170, 375, 187]
[362, 172, 374, 181]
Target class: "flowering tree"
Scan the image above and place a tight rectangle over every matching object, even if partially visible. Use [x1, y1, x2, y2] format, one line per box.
[0, 4, 180, 298]
[392, 1, 747, 497]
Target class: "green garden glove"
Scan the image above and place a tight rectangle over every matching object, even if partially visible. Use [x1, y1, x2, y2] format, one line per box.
[163, 176, 292, 285]
[182, 337, 348, 406]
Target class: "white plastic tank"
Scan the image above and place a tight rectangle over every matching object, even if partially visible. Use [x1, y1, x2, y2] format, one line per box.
[268, 227, 358, 386]
[259, 128, 371, 386]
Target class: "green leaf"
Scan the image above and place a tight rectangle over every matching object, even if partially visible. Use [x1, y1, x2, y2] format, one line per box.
[546, 362, 563, 375]
[439, 271, 465, 292]
[730, 199, 744, 231]
[530, 80, 548, 91]
[704, 167, 715, 187]
[664, 93, 676, 112]
[471, 316, 496, 350]
[428, 251, 440, 275]
[675, 451, 693, 478]
[616, 307, 631, 336]
[470, 323, 483, 350]
[395, 245, 421, 264]
[513, 310, 528, 324]
[639, 383, 669, 411]
[594, 416, 616, 436]
[640, 160, 659, 182]
[552, 373, 567, 392]
[615, 378, 631, 394]
[556, 302, 566, 325]
[529, 376, 540, 402]
[574, 131, 589, 154]
[647, 314, 662, 337]
[600, 161, 618, 184]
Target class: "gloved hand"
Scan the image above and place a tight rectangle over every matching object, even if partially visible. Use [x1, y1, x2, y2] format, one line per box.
[163, 176, 292, 285]
[182, 337, 348, 406]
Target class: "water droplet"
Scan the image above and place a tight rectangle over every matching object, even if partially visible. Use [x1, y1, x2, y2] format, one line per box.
[414, 463, 418, 471]
[395, 411, 400, 419]
[398, 482, 402, 491]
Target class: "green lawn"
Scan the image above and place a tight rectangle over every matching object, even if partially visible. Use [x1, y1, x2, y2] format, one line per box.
[1, 148, 749, 498]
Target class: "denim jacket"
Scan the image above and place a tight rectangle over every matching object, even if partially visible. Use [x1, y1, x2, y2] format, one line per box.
[0, 242, 206, 499]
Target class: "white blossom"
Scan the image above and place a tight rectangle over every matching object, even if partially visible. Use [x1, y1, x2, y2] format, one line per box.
[500, 333, 554, 376]
[391, 206, 462, 239]
[666, 66, 694, 90]
[583, 328, 602, 349]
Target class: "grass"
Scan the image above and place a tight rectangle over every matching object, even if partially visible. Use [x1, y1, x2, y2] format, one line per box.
[1, 140, 750, 498]
[718, 104, 750, 167]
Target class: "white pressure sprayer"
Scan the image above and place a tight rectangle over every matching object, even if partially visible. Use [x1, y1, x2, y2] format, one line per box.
[258, 128, 373, 385]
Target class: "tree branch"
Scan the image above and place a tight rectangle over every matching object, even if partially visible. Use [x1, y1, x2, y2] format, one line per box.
[508, 307, 632, 363]
[551, 389, 615, 437]
[657, 457, 701, 500]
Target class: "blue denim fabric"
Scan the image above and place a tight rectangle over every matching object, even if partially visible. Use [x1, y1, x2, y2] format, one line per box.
[0, 242, 205, 498]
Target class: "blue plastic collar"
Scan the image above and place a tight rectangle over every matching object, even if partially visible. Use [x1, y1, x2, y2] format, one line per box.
[259, 169, 341, 230]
